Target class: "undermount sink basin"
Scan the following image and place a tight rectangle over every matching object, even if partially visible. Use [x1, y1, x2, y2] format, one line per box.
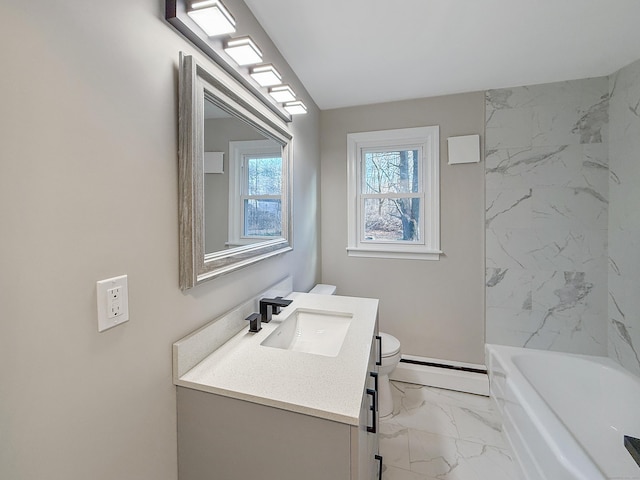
[261, 308, 352, 357]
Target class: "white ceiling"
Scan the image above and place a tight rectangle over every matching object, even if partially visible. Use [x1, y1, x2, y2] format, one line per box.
[244, 0, 640, 110]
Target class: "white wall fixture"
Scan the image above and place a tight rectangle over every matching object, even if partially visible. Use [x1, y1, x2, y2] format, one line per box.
[269, 85, 296, 103]
[283, 100, 307, 115]
[204, 151, 224, 174]
[187, 0, 236, 37]
[96, 275, 129, 332]
[250, 64, 282, 87]
[224, 36, 262, 65]
[447, 134, 480, 164]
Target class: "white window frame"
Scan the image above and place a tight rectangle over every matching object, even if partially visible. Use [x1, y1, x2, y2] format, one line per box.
[347, 126, 441, 260]
[228, 139, 283, 246]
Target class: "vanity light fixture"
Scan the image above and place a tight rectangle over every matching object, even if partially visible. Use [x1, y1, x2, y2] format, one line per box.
[224, 36, 263, 66]
[283, 100, 307, 115]
[187, 0, 236, 37]
[268, 85, 296, 103]
[166, 0, 294, 122]
[250, 64, 282, 87]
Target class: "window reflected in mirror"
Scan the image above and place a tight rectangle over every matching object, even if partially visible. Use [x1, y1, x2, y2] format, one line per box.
[203, 98, 284, 255]
[237, 142, 282, 238]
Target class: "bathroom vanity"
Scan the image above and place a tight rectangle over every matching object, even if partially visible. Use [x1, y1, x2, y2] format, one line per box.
[173, 291, 381, 480]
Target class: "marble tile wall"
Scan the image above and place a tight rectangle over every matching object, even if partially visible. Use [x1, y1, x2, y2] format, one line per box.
[485, 78, 610, 355]
[608, 58, 640, 376]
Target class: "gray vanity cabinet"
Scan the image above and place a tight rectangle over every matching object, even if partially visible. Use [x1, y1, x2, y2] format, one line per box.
[176, 333, 381, 480]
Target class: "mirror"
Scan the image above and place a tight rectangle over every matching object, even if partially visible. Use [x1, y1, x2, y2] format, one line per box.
[178, 53, 292, 289]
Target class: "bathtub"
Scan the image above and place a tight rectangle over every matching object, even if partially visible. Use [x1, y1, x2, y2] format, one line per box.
[486, 344, 640, 480]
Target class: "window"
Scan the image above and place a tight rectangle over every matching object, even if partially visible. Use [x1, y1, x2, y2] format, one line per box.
[347, 126, 440, 260]
[228, 139, 283, 246]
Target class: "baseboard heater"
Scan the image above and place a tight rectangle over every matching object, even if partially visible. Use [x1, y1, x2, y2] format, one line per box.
[391, 355, 489, 396]
[399, 358, 487, 375]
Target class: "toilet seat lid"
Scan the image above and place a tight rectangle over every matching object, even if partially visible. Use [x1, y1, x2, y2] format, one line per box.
[380, 332, 400, 357]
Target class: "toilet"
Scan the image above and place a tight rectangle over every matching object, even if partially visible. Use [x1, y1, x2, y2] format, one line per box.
[377, 332, 401, 417]
[309, 284, 401, 418]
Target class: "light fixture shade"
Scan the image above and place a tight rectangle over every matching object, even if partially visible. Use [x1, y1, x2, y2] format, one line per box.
[187, 0, 236, 37]
[269, 85, 296, 103]
[224, 36, 263, 66]
[284, 101, 307, 115]
[250, 64, 282, 87]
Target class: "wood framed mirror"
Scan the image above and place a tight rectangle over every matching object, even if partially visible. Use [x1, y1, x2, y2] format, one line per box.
[178, 53, 292, 289]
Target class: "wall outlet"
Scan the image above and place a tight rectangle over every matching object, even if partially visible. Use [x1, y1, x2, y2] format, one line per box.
[107, 286, 122, 318]
[97, 275, 129, 332]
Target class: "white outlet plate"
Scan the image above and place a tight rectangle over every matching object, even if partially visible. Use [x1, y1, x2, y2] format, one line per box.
[97, 275, 129, 332]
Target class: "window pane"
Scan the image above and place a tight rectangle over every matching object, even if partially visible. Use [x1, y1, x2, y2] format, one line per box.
[244, 199, 282, 237]
[363, 197, 421, 242]
[363, 150, 419, 195]
[247, 156, 282, 195]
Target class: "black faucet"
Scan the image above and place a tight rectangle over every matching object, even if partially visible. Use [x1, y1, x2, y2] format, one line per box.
[245, 313, 261, 333]
[625, 435, 640, 467]
[259, 297, 293, 323]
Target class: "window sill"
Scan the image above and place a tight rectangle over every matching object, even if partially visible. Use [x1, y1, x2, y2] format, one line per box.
[346, 247, 442, 261]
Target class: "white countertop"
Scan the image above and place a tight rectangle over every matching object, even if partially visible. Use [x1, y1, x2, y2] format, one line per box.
[174, 292, 379, 425]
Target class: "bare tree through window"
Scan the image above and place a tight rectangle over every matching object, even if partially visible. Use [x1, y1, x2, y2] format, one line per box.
[362, 149, 421, 242]
[244, 155, 282, 237]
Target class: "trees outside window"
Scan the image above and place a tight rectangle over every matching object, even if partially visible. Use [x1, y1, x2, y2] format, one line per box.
[243, 155, 282, 237]
[362, 149, 420, 242]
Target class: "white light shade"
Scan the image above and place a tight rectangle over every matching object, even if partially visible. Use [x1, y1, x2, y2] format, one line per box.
[250, 64, 282, 87]
[224, 36, 263, 66]
[187, 1, 236, 37]
[269, 85, 296, 103]
[284, 101, 307, 115]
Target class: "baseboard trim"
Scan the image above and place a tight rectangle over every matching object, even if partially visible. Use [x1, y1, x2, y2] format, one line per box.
[390, 355, 489, 396]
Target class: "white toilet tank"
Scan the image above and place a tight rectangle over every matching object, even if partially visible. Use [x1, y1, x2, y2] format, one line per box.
[309, 284, 337, 295]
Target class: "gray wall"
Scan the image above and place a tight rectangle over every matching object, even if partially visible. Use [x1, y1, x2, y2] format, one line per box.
[320, 93, 486, 364]
[484, 78, 610, 356]
[608, 58, 640, 375]
[0, 1, 320, 479]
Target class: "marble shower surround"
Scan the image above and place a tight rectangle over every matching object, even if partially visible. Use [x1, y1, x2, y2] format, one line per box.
[485, 78, 610, 355]
[608, 58, 640, 375]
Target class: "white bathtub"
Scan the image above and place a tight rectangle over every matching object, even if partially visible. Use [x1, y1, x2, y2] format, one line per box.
[486, 344, 640, 480]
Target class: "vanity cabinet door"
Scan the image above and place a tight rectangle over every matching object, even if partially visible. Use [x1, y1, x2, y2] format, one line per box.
[368, 371, 380, 479]
[353, 328, 381, 480]
[368, 329, 381, 479]
[177, 387, 352, 480]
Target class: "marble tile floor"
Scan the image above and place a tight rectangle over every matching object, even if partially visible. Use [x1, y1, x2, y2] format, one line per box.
[380, 381, 519, 480]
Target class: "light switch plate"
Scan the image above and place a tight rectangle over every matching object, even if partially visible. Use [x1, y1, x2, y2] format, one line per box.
[97, 275, 129, 332]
